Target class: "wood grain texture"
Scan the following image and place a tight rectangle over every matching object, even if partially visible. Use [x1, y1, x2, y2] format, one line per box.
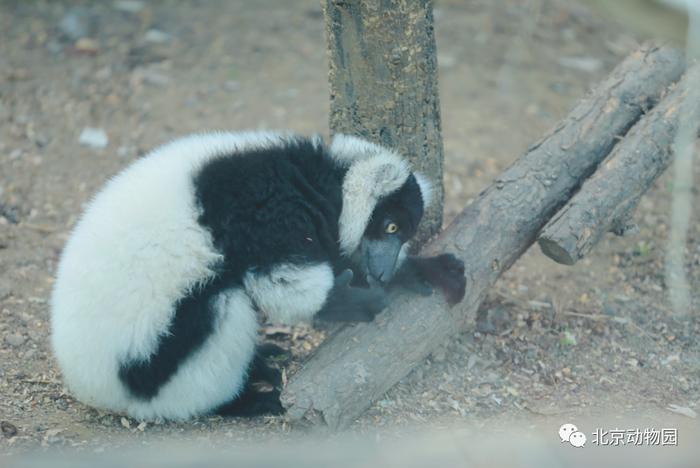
[538, 64, 700, 265]
[324, 0, 444, 246]
[281, 45, 685, 430]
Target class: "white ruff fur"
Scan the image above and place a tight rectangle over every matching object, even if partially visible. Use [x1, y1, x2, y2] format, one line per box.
[329, 134, 389, 167]
[244, 263, 334, 325]
[51, 131, 293, 420]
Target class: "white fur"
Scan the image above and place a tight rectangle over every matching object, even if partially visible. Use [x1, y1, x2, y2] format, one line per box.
[51, 131, 292, 420]
[329, 134, 388, 167]
[243, 263, 334, 325]
[413, 172, 434, 208]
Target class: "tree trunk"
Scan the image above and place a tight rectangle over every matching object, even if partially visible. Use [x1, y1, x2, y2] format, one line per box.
[281, 44, 685, 430]
[324, 0, 444, 245]
[538, 64, 700, 266]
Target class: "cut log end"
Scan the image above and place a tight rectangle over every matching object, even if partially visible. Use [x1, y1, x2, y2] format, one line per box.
[538, 63, 700, 267]
[537, 237, 577, 265]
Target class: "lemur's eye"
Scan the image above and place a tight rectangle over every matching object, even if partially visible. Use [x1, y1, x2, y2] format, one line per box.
[385, 222, 399, 234]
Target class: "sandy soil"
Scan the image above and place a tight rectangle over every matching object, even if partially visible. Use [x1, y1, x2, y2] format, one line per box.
[1, 0, 698, 456]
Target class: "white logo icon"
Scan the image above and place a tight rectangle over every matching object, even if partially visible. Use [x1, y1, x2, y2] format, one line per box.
[559, 423, 586, 448]
[569, 431, 587, 447]
[559, 423, 578, 442]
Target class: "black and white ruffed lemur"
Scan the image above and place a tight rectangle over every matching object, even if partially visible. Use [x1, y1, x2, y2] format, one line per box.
[50, 132, 466, 420]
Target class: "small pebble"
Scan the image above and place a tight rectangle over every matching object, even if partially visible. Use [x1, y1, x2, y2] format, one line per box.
[1, 421, 18, 438]
[437, 53, 457, 68]
[432, 348, 447, 363]
[131, 68, 170, 87]
[74, 37, 99, 55]
[558, 56, 603, 73]
[79, 127, 109, 149]
[58, 8, 89, 41]
[113, 0, 144, 13]
[55, 399, 69, 411]
[224, 81, 240, 92]
[143, 29, 171, 44]
[5, 333, 25, 347]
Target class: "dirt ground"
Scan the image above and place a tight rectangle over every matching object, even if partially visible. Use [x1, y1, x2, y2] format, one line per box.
[1, 0, 699, 457]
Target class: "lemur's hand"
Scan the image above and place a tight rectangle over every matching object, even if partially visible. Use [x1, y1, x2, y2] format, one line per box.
[391, 261, 434, 297]
[317, 269, 388, 322]
[395, 254, 466, 306]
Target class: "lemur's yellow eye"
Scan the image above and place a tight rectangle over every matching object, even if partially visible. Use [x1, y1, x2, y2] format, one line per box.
[385, 223, 399, 234]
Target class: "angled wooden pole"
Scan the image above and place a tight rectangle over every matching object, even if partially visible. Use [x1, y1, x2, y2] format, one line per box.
[282, 45, 685, 430]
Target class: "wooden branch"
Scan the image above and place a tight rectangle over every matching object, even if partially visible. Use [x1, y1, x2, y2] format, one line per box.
[281, 45, 685, 430]
[538, 64, 700, 265]
[324, 0, 444, 245]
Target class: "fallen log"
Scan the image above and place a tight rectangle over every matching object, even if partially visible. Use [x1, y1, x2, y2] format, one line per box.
[281, 45, 685, 430]
[538, 64, 700, 265]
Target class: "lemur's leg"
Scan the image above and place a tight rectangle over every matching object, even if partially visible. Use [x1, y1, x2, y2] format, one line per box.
[256, 342, 288, 359]
[215, 382, 284, 417]
[315, 269, 388, 322]
[248, 347, 283, 388]
[215, 345, 287, 417]
[392, 254, 466, 306]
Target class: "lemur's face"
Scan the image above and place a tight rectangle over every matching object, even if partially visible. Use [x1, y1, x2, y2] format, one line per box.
[354, 174, 424, 284]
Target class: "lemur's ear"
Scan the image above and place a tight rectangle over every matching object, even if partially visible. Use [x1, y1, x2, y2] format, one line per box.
[370, 162, 406, 197]
[412, 172, 433, 208]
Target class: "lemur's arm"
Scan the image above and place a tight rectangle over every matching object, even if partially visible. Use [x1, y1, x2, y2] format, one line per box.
[391, 254, 466, 306]
[316, 270, 388, 322]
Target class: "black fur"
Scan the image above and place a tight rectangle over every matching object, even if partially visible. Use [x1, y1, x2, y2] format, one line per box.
[215, 344, 286, 417]
[195, 138, 347, 278]
[215, 384, 284, 417]
[118, 137, 349, 402]
[393, 254, 466, 306]
[248, 348, 283, 387]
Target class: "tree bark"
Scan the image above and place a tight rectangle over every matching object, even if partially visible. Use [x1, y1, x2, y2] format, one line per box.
[538, 65, 700, 266]
[324, 0, 444, 245]
[281, 45, 685, 430]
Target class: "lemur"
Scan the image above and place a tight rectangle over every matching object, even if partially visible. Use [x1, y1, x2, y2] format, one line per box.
[50, 132, 466, 420]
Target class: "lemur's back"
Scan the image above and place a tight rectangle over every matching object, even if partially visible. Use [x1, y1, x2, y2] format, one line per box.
[50, 132, 293, 419]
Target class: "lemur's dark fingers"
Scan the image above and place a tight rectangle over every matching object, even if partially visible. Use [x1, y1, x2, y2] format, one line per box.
[413, 254, 466, 306]
[336, 269, 354, 287]
[436, 253, 465, 275]
[442, 274, 466, 306]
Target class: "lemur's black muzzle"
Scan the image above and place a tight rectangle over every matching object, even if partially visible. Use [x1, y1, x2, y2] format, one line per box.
[363, 236, 403, 285]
